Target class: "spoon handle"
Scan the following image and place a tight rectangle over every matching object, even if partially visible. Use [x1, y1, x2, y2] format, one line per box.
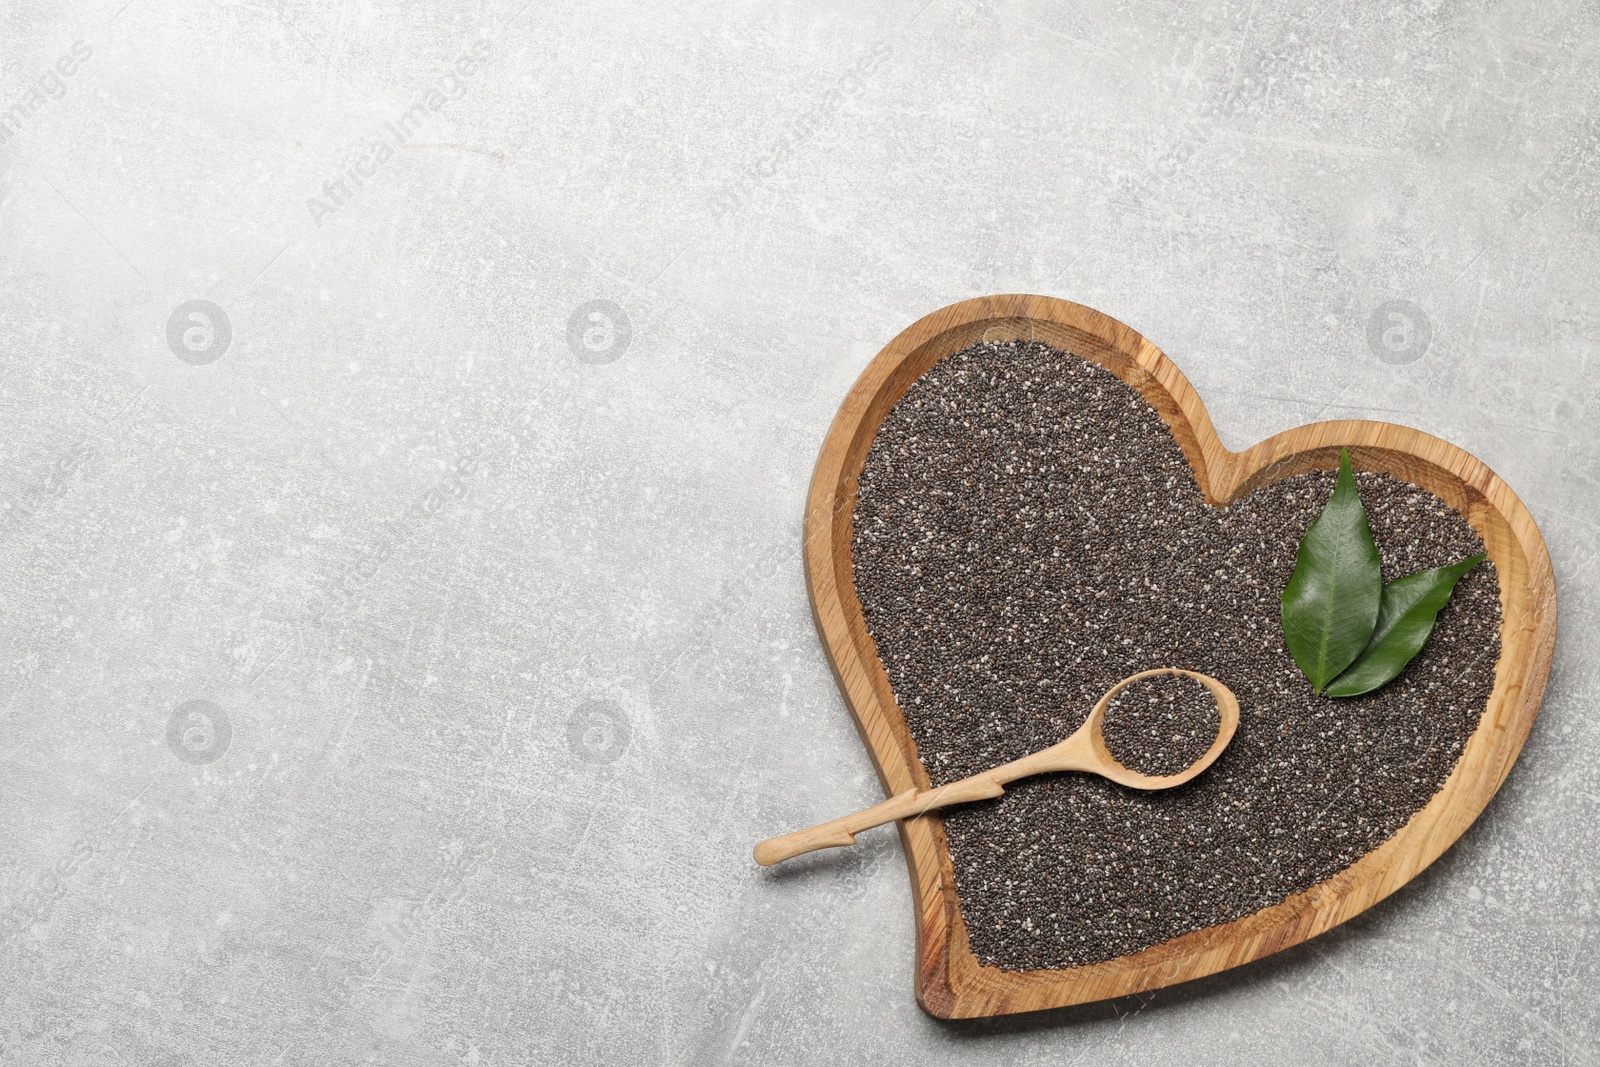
[753, 773, 1007, 866]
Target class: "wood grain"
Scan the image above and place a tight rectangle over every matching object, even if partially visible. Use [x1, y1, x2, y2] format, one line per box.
[801, 295, 1558, 1019]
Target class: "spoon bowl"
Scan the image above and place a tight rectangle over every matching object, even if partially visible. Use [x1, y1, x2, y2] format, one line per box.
[1077, 668, 1240, 790]
[753, 668, 1239, 867]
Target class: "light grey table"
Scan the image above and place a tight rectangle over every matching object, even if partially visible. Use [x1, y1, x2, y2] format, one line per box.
[2, 2, 1597, 1064]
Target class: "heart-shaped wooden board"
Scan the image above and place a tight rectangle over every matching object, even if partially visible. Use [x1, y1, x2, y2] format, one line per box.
[803, 295, 1557, 1019]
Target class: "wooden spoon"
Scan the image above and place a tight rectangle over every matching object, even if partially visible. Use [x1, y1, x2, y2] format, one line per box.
[753, 668, 1240, 867]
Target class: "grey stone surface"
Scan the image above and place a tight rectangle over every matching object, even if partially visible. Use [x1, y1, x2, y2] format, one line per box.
[1, 0, 1597, 1063]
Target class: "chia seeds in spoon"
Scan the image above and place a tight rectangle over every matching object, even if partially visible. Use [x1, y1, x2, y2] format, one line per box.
[1101, 673, 1221, 778]
[851, 339, 1500, 971]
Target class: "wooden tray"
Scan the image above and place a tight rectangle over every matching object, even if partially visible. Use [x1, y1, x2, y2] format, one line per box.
[803, 294, 1557, 1019]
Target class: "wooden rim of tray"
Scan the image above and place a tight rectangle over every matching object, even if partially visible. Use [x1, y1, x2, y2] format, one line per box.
[801, 294, 1558, 1019]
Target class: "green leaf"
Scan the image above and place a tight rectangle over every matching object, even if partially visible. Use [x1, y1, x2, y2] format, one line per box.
[1324, 552, 1486, 697]
[1280, 449, 1383, 693]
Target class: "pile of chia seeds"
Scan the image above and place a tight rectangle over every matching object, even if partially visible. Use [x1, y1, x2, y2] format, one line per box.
[1100, 673, 1221, 777]
[852, 339, 1501, 971]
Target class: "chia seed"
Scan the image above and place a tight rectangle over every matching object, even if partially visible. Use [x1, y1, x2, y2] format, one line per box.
[1100, 673, 1221, 778]
[851, 339, 1501, 971]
